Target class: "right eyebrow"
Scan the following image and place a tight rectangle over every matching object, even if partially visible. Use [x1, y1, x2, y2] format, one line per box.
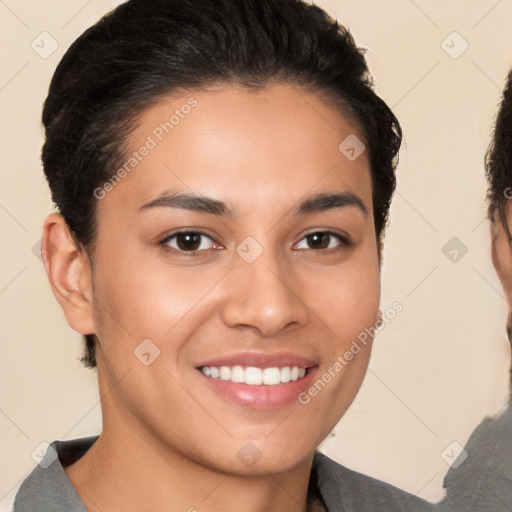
[139, 191, 234, 217]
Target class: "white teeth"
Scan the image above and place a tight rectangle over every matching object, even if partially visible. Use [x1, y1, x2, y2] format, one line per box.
[280, 366, 291, 383]
[231, 365, 245, 383]
[245, 367, 263, 385]
[201, 365, 308, 386]
[263, 367, 281, 385]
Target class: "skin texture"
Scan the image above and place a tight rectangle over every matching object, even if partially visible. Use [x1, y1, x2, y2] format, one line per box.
[492, 207, 512, 331]
[492, 211, 512, 299]
[42, 83, 381, 512]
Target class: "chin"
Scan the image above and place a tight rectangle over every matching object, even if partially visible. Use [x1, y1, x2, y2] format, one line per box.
[196, 439, 316, 477]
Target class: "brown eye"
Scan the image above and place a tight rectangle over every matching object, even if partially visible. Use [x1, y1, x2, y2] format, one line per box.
[295, 231, 350, 251]
[160, 231, 216, 252]
[306, 233, 330, 250]
[176, 233, 201, 251]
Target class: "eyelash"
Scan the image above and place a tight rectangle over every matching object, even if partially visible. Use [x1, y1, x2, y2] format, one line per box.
[158, 229, 352, 256]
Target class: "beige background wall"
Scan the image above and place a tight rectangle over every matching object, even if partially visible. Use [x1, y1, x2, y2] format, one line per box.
[2, 0, 512, 507]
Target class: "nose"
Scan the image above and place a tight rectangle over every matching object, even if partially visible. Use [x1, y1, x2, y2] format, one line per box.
[220, 245, 309, 337]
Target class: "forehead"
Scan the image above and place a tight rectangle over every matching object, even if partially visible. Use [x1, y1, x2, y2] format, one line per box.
[100, 83, 372, 216]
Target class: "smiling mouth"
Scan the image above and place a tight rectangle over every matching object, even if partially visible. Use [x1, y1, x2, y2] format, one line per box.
[199, 365, 309, 386]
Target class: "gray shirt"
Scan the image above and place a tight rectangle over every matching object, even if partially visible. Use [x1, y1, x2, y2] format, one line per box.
[437, 404, 512, 512]
[13, 436, 432, 511]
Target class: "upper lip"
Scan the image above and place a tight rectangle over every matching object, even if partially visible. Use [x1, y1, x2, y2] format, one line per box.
[195, 352, 318, 369]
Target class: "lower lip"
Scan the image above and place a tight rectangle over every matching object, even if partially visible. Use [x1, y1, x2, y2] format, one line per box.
[197, 367, 318, 410]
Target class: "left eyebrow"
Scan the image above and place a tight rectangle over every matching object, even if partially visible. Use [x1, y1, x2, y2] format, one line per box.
[138, 190, 368, 217]
[293, 192, 368, 217]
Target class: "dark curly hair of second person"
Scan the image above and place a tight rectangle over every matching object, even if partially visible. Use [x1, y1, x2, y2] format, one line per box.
[487, 69, 512, 234]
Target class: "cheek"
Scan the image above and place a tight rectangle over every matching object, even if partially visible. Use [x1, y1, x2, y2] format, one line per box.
[301, 262, 379, 414]
[304, 254, 380, 380]
[306, 257, 380, 332]
[91, 251, 229, 343]
[493, 232, 512, 297]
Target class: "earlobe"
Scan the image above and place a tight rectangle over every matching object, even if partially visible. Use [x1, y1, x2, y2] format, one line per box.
[41, 213, 96, 335]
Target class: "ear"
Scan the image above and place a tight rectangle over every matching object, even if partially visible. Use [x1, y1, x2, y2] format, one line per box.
[41, 213, 96, 335]
[491, 217, 512, 303]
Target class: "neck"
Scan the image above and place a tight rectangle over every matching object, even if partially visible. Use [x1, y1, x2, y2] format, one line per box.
[64, 410, 317, 512]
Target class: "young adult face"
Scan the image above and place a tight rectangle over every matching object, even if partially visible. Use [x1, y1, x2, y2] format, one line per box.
[46, 83, 381, 476]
